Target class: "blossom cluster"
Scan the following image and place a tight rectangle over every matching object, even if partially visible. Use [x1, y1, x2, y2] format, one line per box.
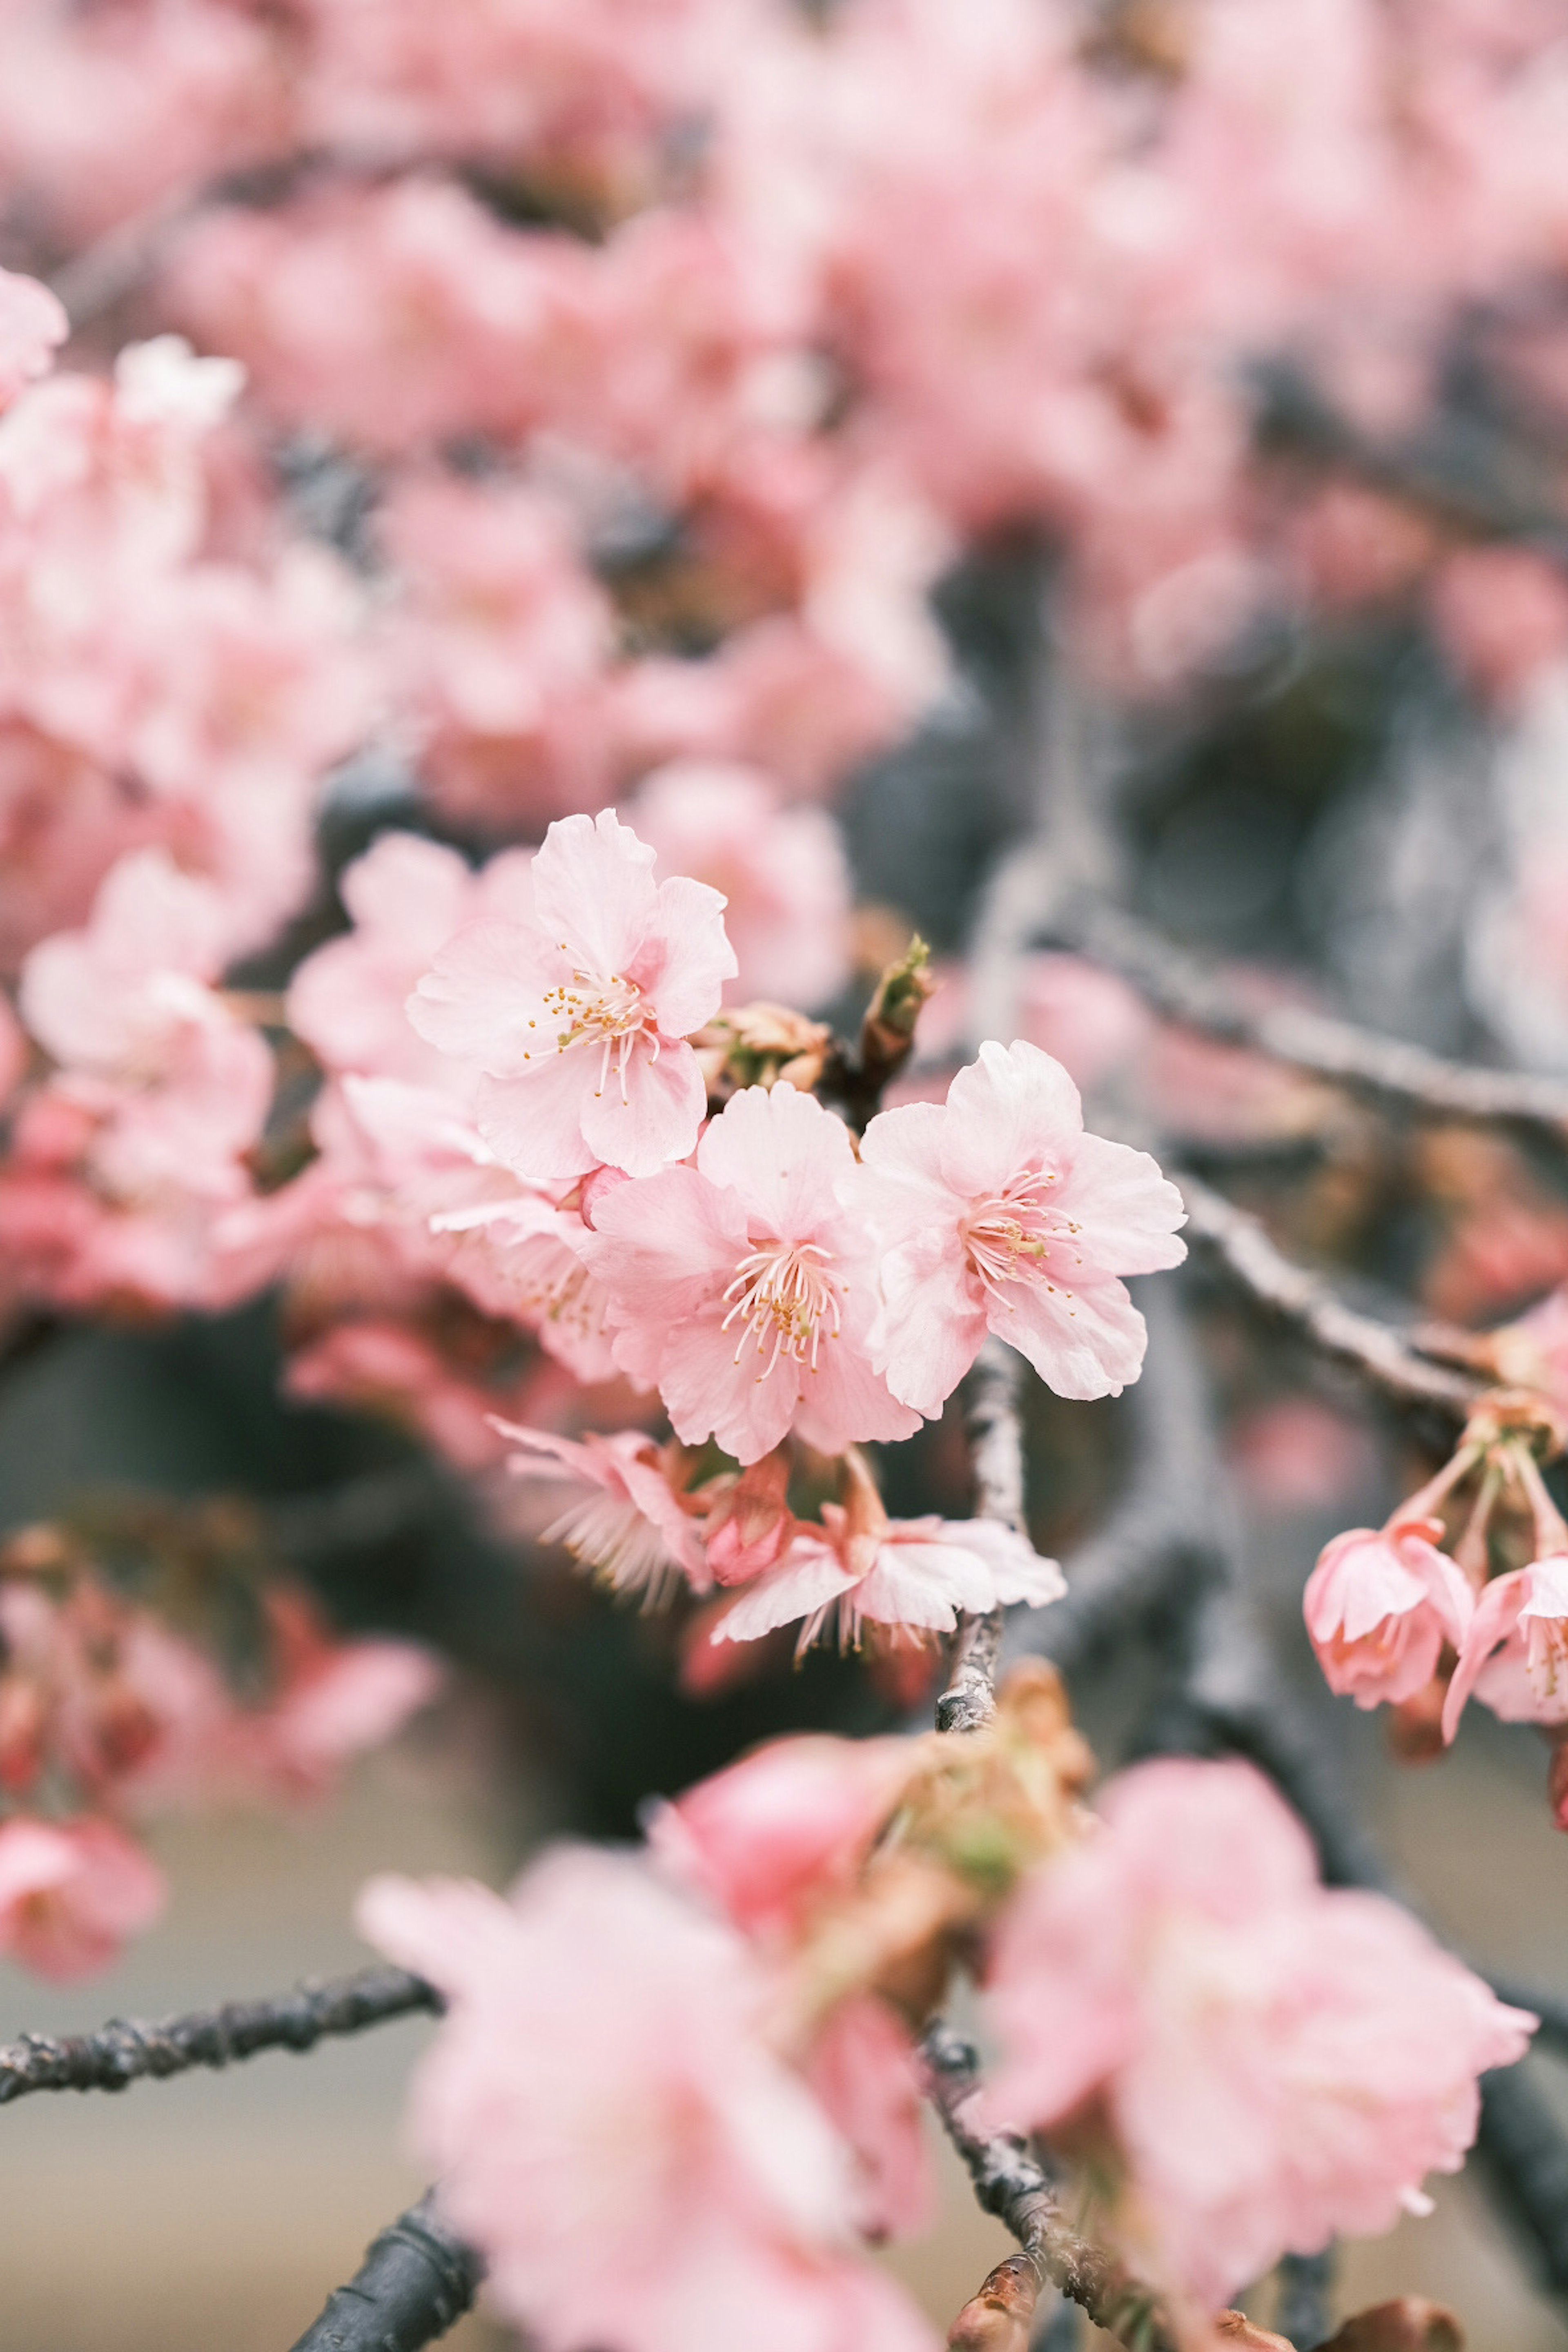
[360, 1687, 1533, 2344]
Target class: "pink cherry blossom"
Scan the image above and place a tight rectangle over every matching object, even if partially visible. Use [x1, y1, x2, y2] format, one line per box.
[289, 834, 534, 1089]
[626, 760, 853, 1009]
[584, 1082, 919, 1463]
[1304, 1523, 1474, 1709]
[357, 1845, 937, 2352]
[1442, 1554, 1568, 1741]
[712, 1508, 1063, 1655]
[409, 808, 736, 1181]
[0, 1815, 165, 1981]
[647, 1731, 918, 1944]
[805, 1994, 935, 2243]
[234, 1590, 442, 1802]
[983, 1757, 1536, 2313]
[0, 269, 66, 410]
[859, 1039, 1187, 1415]
[284, 1321, 522, 1474]
[493, 1420, 709, 1606]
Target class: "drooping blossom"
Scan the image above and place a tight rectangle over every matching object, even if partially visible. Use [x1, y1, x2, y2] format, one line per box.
[1304, 1521, 1475, 1709]
[983, 1757, 1536, 2313]
[357, 1846, 937, 2352]
[1442, 1553, 1568, 1742]
[626, 760, 853, 1009]
[584, 1081, 919, 1463]
[858, 1039, 1187, 1414]
[0, 1815, 165, 1980]
[409, 808, 736, 1180]
[709, 1452, 1063, 1653]
[494, 1421, 708, 1606]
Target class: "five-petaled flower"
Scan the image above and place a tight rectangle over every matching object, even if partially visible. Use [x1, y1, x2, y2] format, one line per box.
[408, 808, 737, 1181]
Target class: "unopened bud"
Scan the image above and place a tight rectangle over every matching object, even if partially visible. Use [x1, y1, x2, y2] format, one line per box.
[1547, 1729, 1568, 1832]
[947, 2254, 1039, 2352]
[706, 1451, 793, 1587]
[1214, 2316, 1293, 2350]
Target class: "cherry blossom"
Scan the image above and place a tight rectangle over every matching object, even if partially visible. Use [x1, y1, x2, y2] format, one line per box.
[358, 1846, 937, 2352]
[859, 1039, 1187, 1414]
[1304, 1521, 1476, 1710]
[1442, 1554, 1568, 1741]
[409, 808, 736, 1181]
[983, 1757, 1536, 2312]
[0, 1815, 165, 1981]
[494, 1421, 709, 1606]
[584, 1082, 919, 1463]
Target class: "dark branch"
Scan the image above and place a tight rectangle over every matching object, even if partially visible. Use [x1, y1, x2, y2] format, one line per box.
[938, 1341, 1027, 1734]
[287, 2190, 482, 2352]
[1056, 899, 1568, 1141]
[920, 2020, 1179, 2352]
[1178, 1170, 1480, 1413]
[1275, 2250, 1336, 2352]
[0, 1963, 438, 2105]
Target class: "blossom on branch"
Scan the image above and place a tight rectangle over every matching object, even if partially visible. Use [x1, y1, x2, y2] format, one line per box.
[983, 1757, 1535, 2314]
[860, 1038, 1187, 1413]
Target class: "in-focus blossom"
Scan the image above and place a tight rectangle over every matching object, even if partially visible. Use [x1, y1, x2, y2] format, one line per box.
[1303, 1521, 1474, 1709]
[712, 1481, 1063, 1655]
[1442, 1553, 1568, 1741]
[410, 809, 736, 1180]
[860, 1040, 1187, 1414]
[0, 1815, 165, 1980]
[626, 760, 853, 1009]
[586, 1082, 919, 1463]
[358, 1846, 937, 2352]
[984, 1758, 1536, 2312]
[494, 1420, 708, 1605]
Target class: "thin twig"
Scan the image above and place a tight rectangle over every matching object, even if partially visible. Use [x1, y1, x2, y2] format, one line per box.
[287, 2190, 483, 2352]
[1178, 1170, 1481, 1412]
[920, 2020, 1179, 2352]
[0, 1964, 438, 2105]
[1275, 2250, 1336, 2352]
[938, 1341, 1027, 1734]
[1056, 899, 1568, 1139]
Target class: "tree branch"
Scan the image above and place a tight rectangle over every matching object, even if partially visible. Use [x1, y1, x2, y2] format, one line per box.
[938, 1341, 1027, 1734]
[0, 1963, 438, 2105]
[1178, 1170, 1481, 1413]
[287, 2190, 483, 2352]
[1056, 899, 1568, 1140]
[919, 2019, 1179, 2352]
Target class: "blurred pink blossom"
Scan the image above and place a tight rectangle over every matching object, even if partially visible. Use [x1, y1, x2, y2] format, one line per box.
[0, 1815, 165, 1982]
[984, 1757, 1536, 2312]
[358, 1845, 936, 2352]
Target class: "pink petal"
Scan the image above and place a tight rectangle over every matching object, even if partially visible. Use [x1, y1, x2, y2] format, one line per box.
[713, 1539, 860, 1642]
[1443, 1571, 1526, 1743]
[989, 1268, 1148, 1401]
[475, 1052, 600, 1182]
[938, 1039, 1083, 1200]
[1054, 1130, 1188, 1277]
[530, 808, 658, 980]
[639, 873, 738, 1036]
[579, 1034, 706, 1177]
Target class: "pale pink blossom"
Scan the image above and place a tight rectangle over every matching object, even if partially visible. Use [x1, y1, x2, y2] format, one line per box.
[983, 1757, 1536, 2312]
[410, 809, 735, 1181]
[711, 1506, 1063, 1655]
[20, 847, 234, 1078]
[0, 269, 66, 410]
[1303, 1523, 1474, 1709]
[285, 1322, 523, 1475]
[0, 1815, 165, 1981]
[358, 1846, 936, 2352]
[289, 834, 533, 1089]
[626, 761, 853, 1009]
[648, 1731, 917, 1944]
[585, 1082, 919, 1463]
[1442, 1555, 1568, 1740]
[859, 1040, 1187, 1415]
[493, 1420, 708, 1606]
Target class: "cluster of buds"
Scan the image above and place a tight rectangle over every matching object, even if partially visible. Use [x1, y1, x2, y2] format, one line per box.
[1305, 1390, 1568, 1820]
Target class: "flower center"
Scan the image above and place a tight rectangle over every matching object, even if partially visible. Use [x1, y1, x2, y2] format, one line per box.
[1525, 1610, 1568, 1703]
[721, 1239, 842, 1380]
[961, 1173, 1080, 1303]
[535, 966, 655, 1104]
